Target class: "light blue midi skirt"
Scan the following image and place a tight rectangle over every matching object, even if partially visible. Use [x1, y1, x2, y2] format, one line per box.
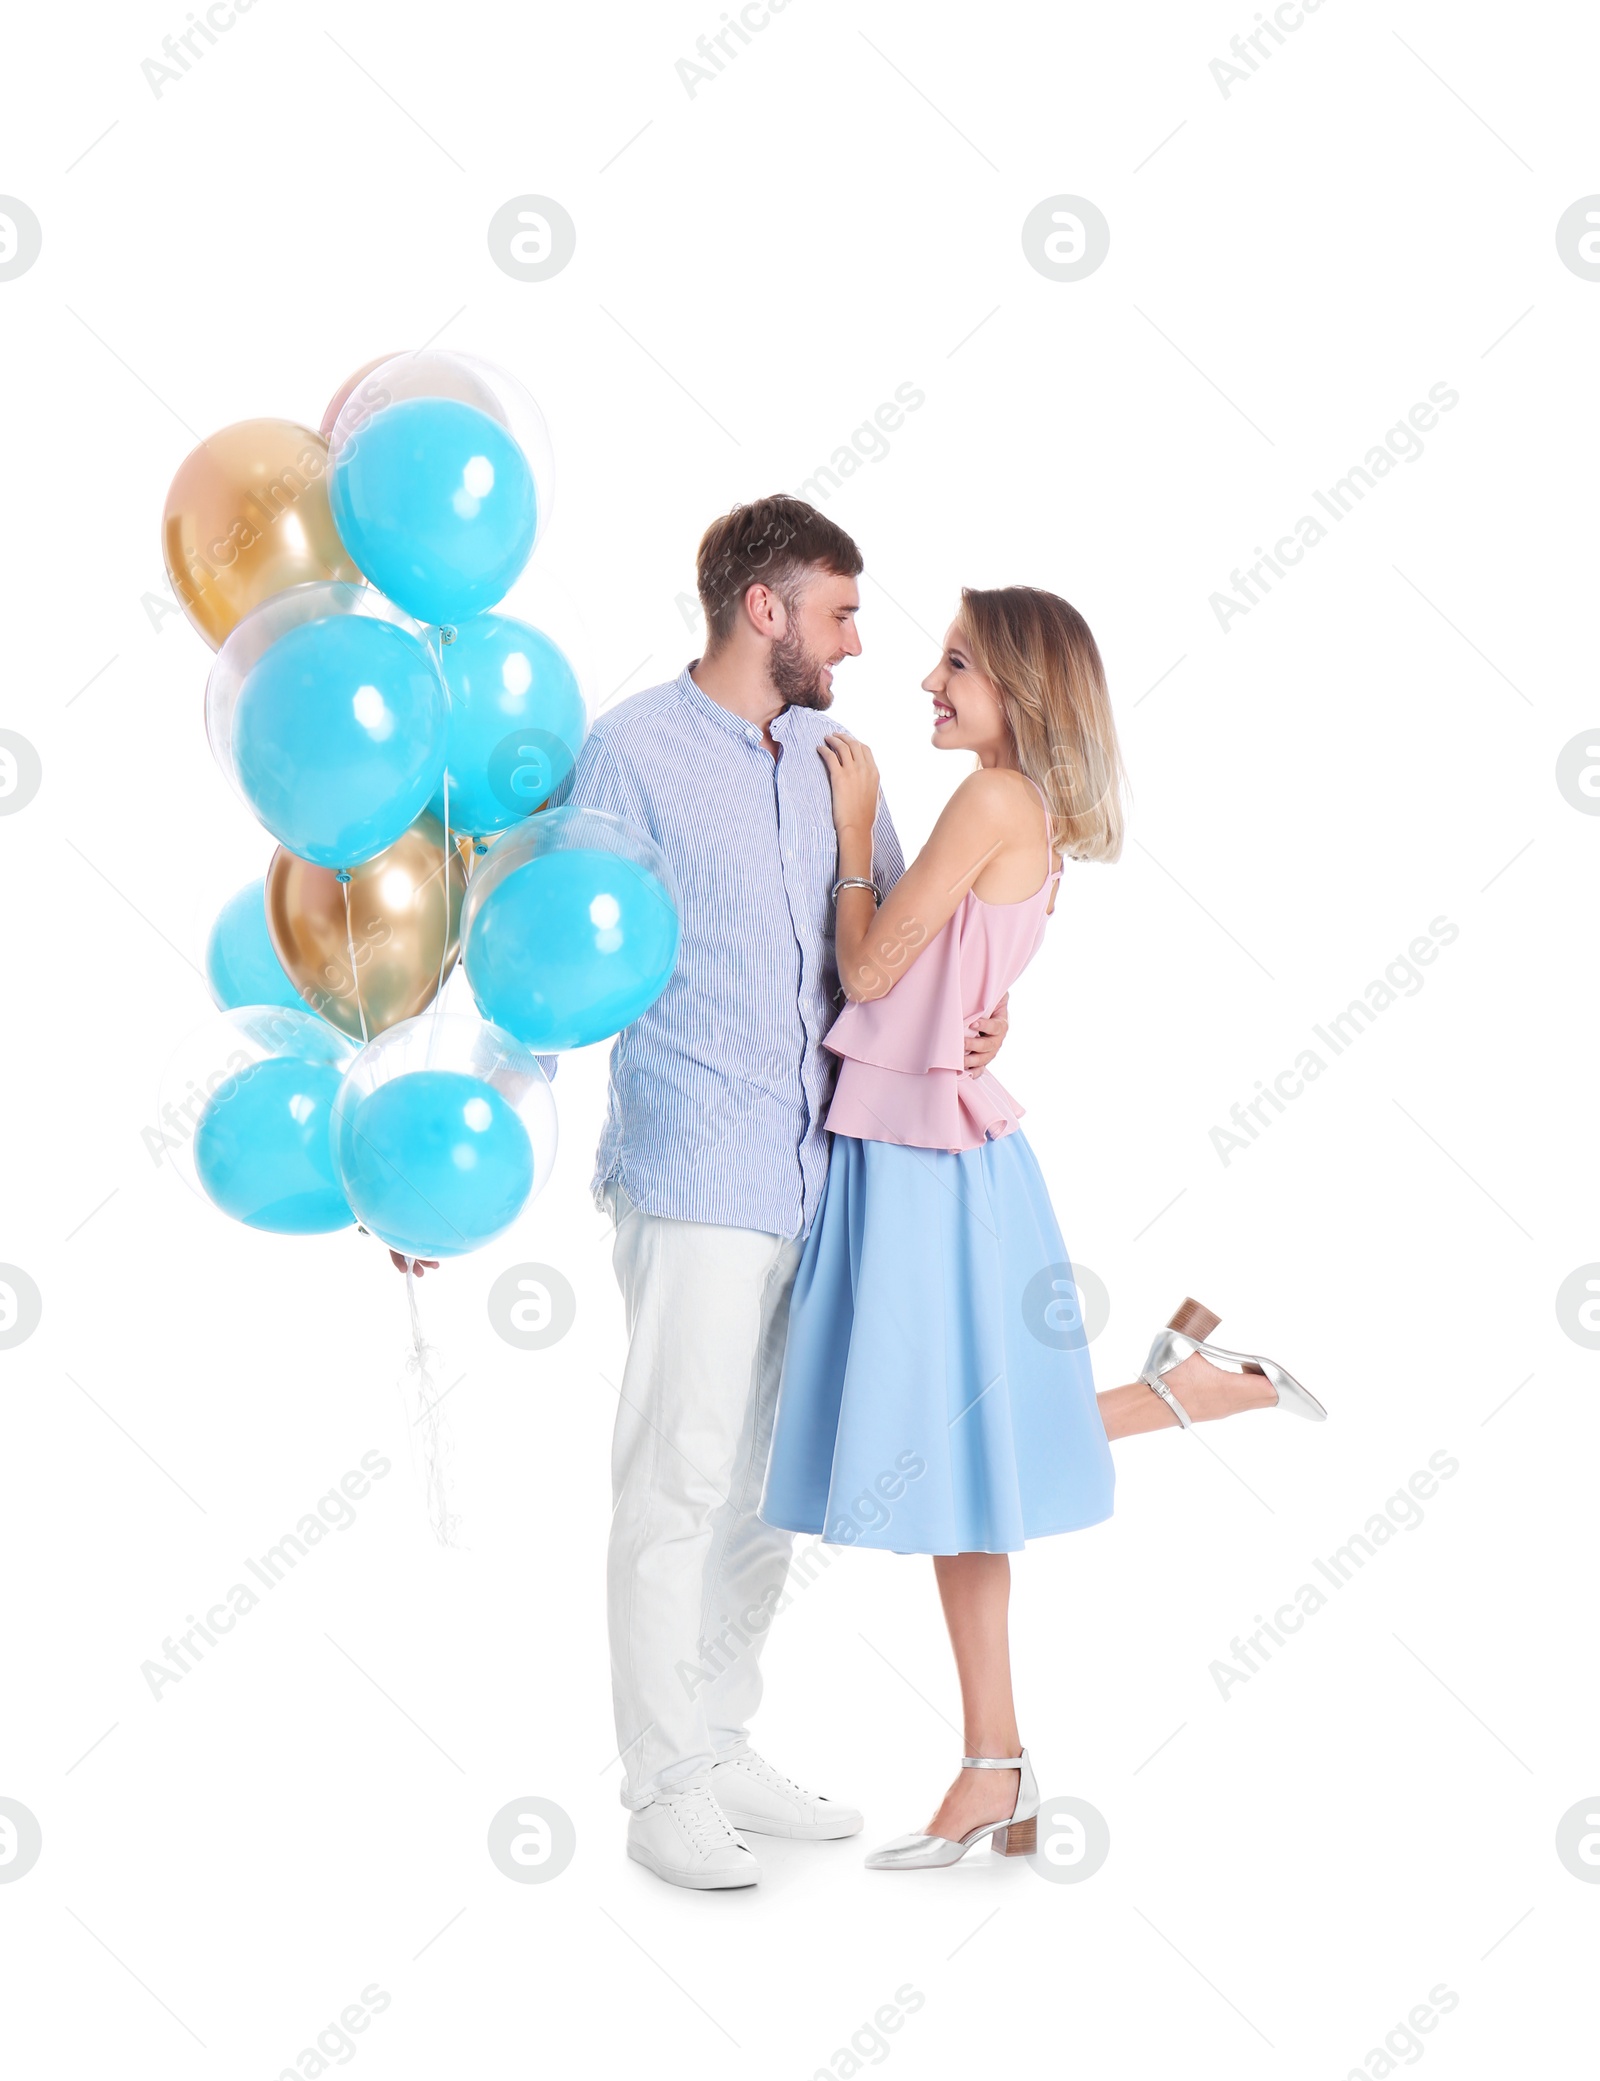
[760, 1132, 1115, 1555]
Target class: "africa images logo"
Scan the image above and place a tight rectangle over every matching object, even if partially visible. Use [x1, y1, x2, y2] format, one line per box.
[1208, 383, 1459, 635]
[1210, 917, 1459, 1164]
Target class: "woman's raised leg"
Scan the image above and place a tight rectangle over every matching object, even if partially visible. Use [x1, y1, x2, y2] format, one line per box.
[1098, 1345, 1278, 1439]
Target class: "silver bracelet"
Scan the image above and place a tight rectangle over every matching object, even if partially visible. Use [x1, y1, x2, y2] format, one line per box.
[831, 876, 878, 903]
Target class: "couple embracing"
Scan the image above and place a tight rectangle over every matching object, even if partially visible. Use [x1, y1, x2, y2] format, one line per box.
[553, 495, 1324, 1889]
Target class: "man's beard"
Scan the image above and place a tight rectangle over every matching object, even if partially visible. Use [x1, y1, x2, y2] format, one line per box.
[769, 616, 834, 711]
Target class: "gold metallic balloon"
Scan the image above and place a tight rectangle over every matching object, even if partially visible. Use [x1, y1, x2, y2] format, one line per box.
[265, 812, 466, 1040]
[162, 419, 362, 649]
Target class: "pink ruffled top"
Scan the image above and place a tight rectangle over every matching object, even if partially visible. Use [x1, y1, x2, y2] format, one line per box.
[825, 799, 1060, 1154]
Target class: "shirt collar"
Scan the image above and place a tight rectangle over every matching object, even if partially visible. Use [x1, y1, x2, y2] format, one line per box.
[677, 661, 782, 751]
[769, 704, 807, 742]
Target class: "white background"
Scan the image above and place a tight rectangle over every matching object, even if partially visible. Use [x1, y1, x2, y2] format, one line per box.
[2, 1, 1597, 2075]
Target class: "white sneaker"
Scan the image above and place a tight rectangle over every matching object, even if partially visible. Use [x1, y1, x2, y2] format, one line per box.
[627, 1786, 760, 1890]
[708, 1748, 864, 1840]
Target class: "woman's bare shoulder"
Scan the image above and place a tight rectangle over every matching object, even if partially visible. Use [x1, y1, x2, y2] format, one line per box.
[944, 769, 1050, 900]
[944, 765, 1042, 829]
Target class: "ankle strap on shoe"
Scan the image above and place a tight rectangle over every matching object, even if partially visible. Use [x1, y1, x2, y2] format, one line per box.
[1143, 1370, 1192, 1430]
[961, 1753, 1025, 1769]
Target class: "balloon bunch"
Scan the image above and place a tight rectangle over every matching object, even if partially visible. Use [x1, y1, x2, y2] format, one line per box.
[164, 350, 680, 1264]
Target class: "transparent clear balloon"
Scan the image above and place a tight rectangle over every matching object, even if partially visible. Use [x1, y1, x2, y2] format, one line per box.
[459, 806, 681, 1051]
[329, 1013, 558, 1257]
[319, 350, 403, 443]
[461, 806, 678, 942]
[157, 1005, 358, 1205]
[204, 580, 430, 801]
[328, 351, 556, 558]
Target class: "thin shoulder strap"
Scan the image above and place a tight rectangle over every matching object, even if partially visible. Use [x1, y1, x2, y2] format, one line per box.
[1024, 774, 1061, 879]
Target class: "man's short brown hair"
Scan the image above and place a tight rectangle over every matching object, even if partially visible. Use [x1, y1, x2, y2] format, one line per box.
[695, 495, 863, 647]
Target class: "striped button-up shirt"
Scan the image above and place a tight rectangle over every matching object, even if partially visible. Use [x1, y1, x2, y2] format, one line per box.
[550, 663, 905, 1238]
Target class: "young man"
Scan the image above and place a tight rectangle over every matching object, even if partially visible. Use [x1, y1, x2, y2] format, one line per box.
[552, 497, 1010, 1889]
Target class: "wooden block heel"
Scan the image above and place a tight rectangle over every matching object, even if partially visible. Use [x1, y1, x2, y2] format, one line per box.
[1167, 1296, 1221, 1340]
[997, 1815, 1037, 1856]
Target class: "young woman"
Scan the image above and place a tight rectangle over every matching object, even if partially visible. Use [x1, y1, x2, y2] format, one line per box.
[759, 585, 1324, 1872]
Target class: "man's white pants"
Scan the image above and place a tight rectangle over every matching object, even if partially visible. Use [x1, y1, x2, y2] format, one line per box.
[605, 1185, 804, 1809]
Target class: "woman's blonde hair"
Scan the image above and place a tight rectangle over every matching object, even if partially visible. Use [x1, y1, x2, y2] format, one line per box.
[958, 585, 1126, 863]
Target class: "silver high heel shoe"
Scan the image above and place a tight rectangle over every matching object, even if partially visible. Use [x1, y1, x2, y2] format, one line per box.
[864, 1751, 1040, 1870]
[1142, 1295, 1327, 1425]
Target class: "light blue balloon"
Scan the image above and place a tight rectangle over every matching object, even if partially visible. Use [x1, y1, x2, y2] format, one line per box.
[232, 615, 447, 868]
[464, 848, 680, 1050]
[429, 614, 586, 836]
[333, 1069, 534, 1259]
[194, 1057, 352, 1234]
[330, 397, 538, 626]
[205, 879, 307, 1014]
